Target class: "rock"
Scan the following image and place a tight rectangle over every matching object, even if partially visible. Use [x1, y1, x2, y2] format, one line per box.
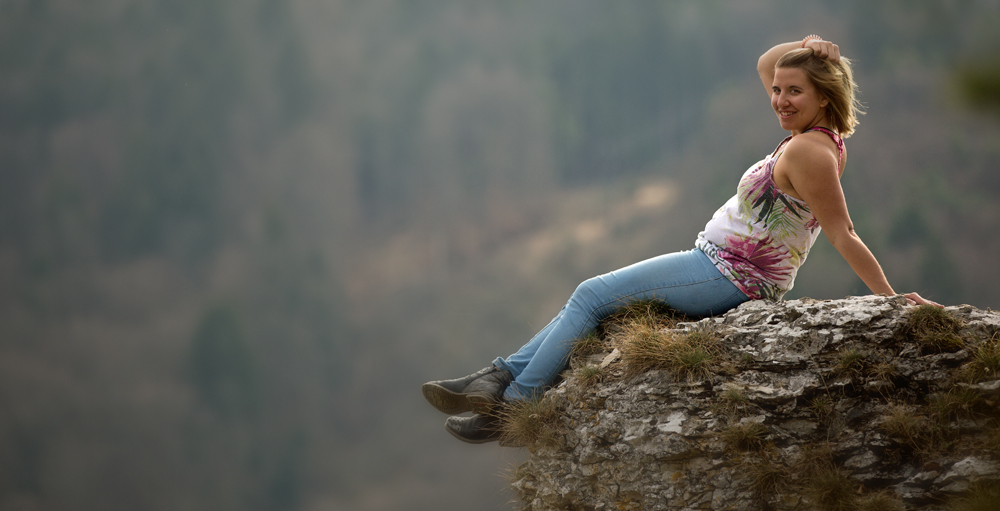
[509, 296, 1000, 511]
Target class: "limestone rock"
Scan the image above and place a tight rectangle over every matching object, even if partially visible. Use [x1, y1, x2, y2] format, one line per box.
[509, 296, 1000, 511]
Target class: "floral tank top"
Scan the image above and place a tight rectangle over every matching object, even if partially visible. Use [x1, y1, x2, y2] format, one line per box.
[695, 127, 844, 300]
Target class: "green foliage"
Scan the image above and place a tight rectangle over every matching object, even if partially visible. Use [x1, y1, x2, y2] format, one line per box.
[3, 1, 1000, 509]
[547, 5, 710, 183]
[190, 305, 259, 417]
[957, 59, 1000, 112]
[918, 237, 965, 306]
[888, 205, 931, 249]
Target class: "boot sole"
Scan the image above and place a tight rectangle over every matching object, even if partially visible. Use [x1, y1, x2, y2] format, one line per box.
[422, 384, 499, 415]
[444, 423, 501, 444]
[421, 383, 471, 415]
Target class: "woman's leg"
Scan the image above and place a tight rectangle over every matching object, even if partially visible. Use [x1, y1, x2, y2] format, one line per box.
[493, 248, 747, 401]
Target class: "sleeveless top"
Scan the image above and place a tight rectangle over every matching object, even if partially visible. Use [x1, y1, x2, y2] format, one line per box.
[695, 127, 844, 300]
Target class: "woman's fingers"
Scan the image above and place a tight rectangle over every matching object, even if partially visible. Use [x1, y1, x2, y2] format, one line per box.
[828, 42, 841, 62]
[904, 292, 944, 308]
[805, 40, 841, 63]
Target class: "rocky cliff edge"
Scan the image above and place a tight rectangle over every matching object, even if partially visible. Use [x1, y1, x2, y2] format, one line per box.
[507, 296, 1000, 511]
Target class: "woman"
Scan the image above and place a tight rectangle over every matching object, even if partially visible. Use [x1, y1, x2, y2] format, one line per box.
[422, 36, 942, 444]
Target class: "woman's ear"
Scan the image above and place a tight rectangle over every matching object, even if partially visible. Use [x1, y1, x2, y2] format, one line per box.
[820, 97, 829, 107]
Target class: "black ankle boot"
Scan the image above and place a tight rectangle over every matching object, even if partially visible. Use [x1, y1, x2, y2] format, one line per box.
[422, 366, 513, 415]
[444, 413, 503, 444]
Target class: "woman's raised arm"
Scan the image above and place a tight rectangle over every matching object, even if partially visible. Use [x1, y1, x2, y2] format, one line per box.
[758, 37, 841, 97]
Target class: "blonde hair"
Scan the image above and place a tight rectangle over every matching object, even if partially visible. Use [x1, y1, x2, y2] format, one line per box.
[776, 48, 864, 138]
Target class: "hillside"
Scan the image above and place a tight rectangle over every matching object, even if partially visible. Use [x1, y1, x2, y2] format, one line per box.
[3, 2, 1000, 509]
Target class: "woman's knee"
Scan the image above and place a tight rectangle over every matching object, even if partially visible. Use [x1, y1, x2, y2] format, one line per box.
[577, 273, 612, 296]
[570, 276, 608, 308]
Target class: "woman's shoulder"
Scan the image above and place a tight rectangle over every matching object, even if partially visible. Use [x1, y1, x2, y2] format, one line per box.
[780, 131, 844, 175]
[788, 129, 843, 158]
[790, 129, 841, 149]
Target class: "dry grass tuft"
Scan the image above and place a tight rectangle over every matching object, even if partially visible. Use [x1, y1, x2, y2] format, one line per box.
[835, 348, 866, 376]
[744, 456, 789, 497]
[600, 299, 685, 332]
[961, 332, 1000, 383]
[928, 387, 982, 424]
[810, 395, 834, 421]
[857, 489, 904, 511]
[570, 331, 608, 359]
[870, 361, 898, 381]
[617, 322, 672, 377]
[721, 384, 748, 405]
[618, 322, 723, 380]
[900, 305, 965, 353]
[720, 421, 769, 452]
[984, 422, 1000, 455]
[575, 365, 603, 387]
[715, 384, 749, 419]
[801, 465, 859, 511]
[948, 482, 1000, 511]
[499, 396, 561, 448]
[881, 404, 932, 448]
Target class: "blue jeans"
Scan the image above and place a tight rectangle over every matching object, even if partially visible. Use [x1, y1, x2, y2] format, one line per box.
[493, 248, 748, 401]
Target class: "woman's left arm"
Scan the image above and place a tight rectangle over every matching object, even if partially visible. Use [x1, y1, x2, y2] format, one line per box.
[779, 137, 943, 307]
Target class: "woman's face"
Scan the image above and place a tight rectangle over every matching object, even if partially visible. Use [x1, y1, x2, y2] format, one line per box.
[771, 66, 829, 135]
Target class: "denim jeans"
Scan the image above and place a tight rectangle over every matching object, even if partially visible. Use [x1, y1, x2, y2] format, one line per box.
[493, 248, 748, 401]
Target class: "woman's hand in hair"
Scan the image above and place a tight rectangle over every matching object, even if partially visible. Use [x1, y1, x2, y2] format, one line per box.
[804, 39, 841, 63]
[903, 292, 944, 308]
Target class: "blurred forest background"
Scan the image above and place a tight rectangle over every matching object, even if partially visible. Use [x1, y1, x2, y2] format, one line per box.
[2, 1, 1000, 510]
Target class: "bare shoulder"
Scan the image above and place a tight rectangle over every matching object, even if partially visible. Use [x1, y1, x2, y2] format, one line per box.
[782, 131, 841, 175]
[774, 131, 843, 199]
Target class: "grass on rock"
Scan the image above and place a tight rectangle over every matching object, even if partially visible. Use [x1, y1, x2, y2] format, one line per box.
[961, 331, 1000, 383]
[947, 482, 1000, 511]
[835, 348, 866, 376]
[927, 387, 982, 424]
[575, 365, 603, 387]
[900, 305, 965, 353]
[618, 322, 723, 380]
[499, 396, 561, 447]
[721, 421, 769, 452]
[570, 331, 607, 358]
[881, 404, 932, 449]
